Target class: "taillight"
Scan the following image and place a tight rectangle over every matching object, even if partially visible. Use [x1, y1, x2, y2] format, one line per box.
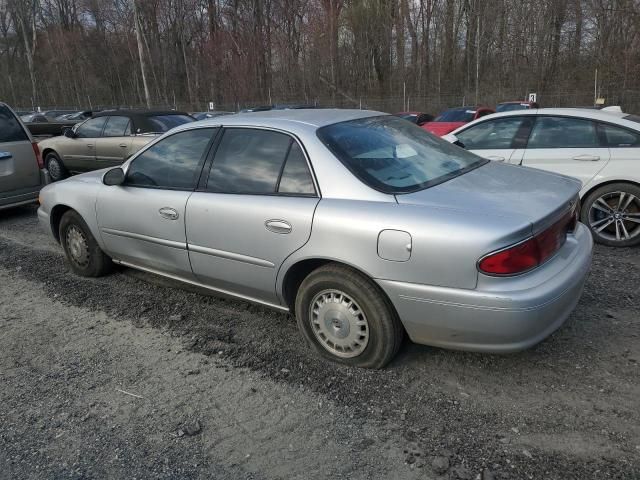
[478, 206, 576, 276]
[32, 142, 44, 169]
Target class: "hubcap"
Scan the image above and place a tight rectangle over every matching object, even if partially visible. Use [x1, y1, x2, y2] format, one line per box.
[66, 225, 89, 266]
[309, 290, 369, 358]
[588, 191, 640, 243]
[48, 158, 61, 180]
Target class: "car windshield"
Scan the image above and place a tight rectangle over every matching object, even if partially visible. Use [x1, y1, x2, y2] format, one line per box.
[434, 108, 475, 122]
[148, 114, 194, 132]
[317, 115, 487, 194]
[496, 103, 530, 112]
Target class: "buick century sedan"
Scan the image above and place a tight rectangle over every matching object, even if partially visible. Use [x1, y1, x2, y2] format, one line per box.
[37, 110, 593, 368]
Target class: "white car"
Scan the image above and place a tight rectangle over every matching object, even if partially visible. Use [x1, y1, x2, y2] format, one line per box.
[443, 108, 640, 247]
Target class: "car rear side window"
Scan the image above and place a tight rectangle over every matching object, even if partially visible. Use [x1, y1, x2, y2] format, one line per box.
[527, 117, 599, 148]
[278, 142, 316, 195]
[599, 123, 640, 147]
[207, 129, 293, 194]
[126, 128, 215, 190]
[0, 106, 28, 143]
[76, 117, 107, 138]
[456, 117, 531, 150]
[102, 116, 131, 137]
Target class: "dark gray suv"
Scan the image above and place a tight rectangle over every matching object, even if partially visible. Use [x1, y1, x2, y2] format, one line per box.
[0, 103, 48, 210]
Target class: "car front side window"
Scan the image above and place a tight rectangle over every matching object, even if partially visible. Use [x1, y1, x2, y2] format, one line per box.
[125, 128, 216, 190]
[456, 117, 529, 150]
[76, 117, 107, 138]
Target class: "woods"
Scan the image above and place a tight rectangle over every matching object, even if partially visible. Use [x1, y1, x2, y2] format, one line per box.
[1, 0, 640, 112]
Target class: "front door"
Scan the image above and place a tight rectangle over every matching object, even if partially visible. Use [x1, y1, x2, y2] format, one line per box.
[186, 128, 319, 305]
[521, 116, 610, 187]
[454, 115, 533, 164]
[64, 116, 107, 172]
[95, 115, 133, 168]
[96, 127, 217, 278]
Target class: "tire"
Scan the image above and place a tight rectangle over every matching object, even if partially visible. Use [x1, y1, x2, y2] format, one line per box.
[581, 182, 640, 247]
[294, 263, 404, 369]
[46, 152, 68, 182]
[59, 210, 113, 277]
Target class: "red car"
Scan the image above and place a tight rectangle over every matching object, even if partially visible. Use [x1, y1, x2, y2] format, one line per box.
[422, 106, 494, 136]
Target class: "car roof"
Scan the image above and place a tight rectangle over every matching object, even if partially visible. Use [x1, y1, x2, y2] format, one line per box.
[92, 109, 191, 118]
[452, 107, 640, 134]
[184, 108, 386, 130]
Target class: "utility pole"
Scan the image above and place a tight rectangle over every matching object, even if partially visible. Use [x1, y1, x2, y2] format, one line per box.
[475, 14, 480, 105]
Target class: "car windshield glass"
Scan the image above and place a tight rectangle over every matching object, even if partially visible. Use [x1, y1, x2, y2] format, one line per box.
[148, 114, 194, 132]
[317, 115, 487, 194]
[434, 108, 475, 122]
[496, 103, 529, 112]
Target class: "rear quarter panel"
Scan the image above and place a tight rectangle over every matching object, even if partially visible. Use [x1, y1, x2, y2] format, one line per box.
[276, 199, 532, 296]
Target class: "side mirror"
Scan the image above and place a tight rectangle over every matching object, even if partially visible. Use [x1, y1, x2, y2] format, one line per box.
[103, 167, 125, 186]
[63, 127, 76, 138]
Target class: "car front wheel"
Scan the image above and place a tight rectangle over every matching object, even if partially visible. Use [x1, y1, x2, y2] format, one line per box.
[59, 210, 113, 277]
[46, 152, 68, 182]
[581, 182, 640, 247]
[295, 263, 403, 369]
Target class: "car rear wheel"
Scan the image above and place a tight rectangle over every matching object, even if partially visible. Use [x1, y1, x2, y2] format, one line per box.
[59, 210, 113, 277]
[295, 263, 403, 369]
[581, 182, 640, 247]
[46, 152, 67, 182]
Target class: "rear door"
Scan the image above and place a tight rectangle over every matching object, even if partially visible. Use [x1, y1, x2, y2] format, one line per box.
[95, 116, 133, 168]
[0, 104, 40, 200]
[64, 116, 107, 172]
[521, 116, 610, 187]
[454, 116, 533, 163]
[186, 127, 319, 305]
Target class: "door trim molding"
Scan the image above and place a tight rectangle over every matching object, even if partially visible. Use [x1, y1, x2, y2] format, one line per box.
[101, 227, 186, 250]
[112, 258, 288, 312]
[188, 243, 275, 268]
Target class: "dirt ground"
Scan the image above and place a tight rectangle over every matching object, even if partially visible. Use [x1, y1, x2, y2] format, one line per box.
[0, 204, 638, 479]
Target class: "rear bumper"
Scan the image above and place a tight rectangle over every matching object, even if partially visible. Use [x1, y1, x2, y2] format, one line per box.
[377, 223, 593, 353]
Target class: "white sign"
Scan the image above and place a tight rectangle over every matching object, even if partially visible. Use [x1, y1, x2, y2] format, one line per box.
[208, 102, 215, 111]
[528, 93, 537, 103]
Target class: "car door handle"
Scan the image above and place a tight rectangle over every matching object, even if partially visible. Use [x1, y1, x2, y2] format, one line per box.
[0, 151, 12, 160]
[159, 207, 179, 220]
[572, 154, 600, 161]
[87, 144, 94, 148]
[265, 219, 292, 234]
[119, 144, 128, 148]
[486, 155, 505, 162]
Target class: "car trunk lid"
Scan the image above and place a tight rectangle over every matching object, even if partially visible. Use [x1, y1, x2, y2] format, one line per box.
[395, 161, 581, 235]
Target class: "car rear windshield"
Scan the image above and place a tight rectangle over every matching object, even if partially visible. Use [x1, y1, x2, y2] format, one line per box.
[496, 103, 530, 112]
[148, 114, 194, 132]
[317, 115, 487, 194]
[434, 108, 476, 122]
[0, 106, 29, 143]
[624, 114, 640, 124]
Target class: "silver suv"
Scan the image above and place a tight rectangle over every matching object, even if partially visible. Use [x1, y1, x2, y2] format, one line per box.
[0, 103, 48, 210]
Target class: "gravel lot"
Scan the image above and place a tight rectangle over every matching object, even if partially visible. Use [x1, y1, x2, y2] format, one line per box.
[1, 204, 639, 479]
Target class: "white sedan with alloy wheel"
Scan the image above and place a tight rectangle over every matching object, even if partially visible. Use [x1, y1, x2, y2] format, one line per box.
[443, 108, 640, 247]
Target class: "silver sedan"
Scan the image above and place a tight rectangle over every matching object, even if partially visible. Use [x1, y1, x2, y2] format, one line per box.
[37, 109, 593, 368]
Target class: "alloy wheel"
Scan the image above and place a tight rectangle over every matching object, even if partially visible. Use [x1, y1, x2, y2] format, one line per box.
[309, 289, 369, 358]
[588, 191, 640, 243]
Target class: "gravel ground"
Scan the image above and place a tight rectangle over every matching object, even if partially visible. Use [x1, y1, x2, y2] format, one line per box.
[0, 204, 639, 479]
